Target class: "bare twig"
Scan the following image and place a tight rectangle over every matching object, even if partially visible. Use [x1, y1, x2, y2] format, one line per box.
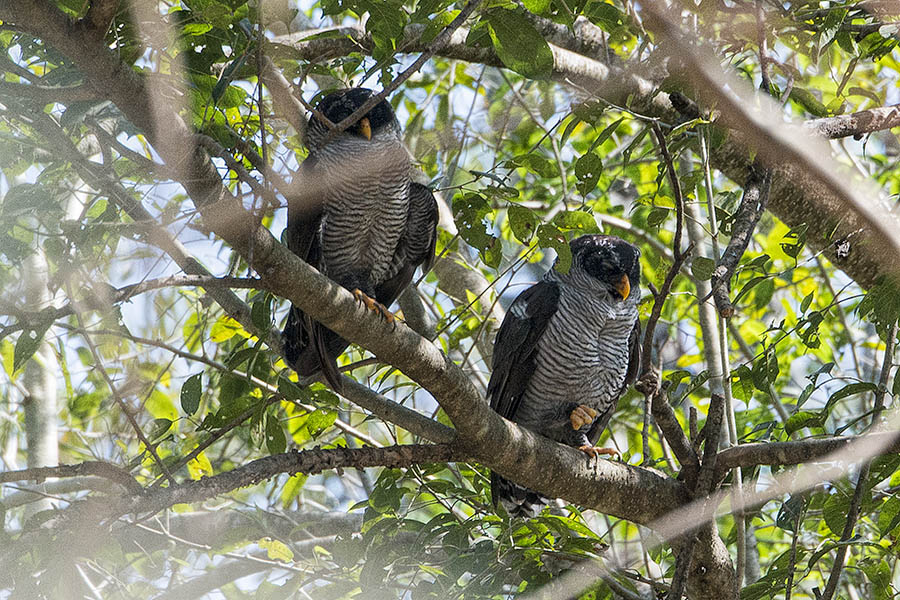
[642, 124, 691, 372]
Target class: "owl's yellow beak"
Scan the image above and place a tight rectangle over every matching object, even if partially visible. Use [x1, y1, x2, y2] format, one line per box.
[615, 274, 630, 300]
[359, 116, 372, 140]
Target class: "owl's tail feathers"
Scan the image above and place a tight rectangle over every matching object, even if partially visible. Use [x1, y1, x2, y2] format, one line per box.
[283, 304, 347, 393]
[490, 471, 547, 519]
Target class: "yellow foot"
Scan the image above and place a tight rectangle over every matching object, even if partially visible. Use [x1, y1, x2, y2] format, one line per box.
[578, 445, 620, 459]
[352, 289, 396, 323]
[569, 405, 599, 430]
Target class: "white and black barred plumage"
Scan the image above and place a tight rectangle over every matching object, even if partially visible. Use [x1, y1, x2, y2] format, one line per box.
[282, 88, 437, 389]
[488, 235, 642, 517]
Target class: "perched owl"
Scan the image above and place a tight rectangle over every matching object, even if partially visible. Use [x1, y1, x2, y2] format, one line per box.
[282, 88, 437, 390]
[488, 235, 642, 517]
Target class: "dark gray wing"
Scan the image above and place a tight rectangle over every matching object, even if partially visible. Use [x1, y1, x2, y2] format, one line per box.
[282, 156, 343, 390]
[374, 181, 438, 306]
[487, 280, 560, 421]
[284, 156, 325, 264]
[623, 318, 642, 390]
[587, 318, 642, 444]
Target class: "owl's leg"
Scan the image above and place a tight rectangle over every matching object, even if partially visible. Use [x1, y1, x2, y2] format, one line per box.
[569, 405, 619, 459]
[352, 289, 396, 324]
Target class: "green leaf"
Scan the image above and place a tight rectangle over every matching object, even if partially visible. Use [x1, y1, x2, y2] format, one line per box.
[182, 23, 213, 36]
[691, 256, 716, 281]
[878, 495, 900, 536]
[740, 581, 773, 600]
[574, 152, 603, 196]
[452, 192, 494, 252]
[306, 410, 338, 438]
[522, 0, 551, 15]
[862, 560, 892, 600]
[588, 117, 626, 153]
[251, 294, 271, 331]
[511, 153, 557, 178]
[210, 316, 248, 343]
[259, 537, 294, 562]
[13, 317, 54, 374]
[646, 207, 668, 227]
[180, 373, 202, 415]
[552, 210, 599, 233]
[789, 87, 829, 117]
[753, 279, 775, 310]
[280, 473, 308, 508]
[800, 292, 813, 313]
[823, 492, 851, 536]
[266, 413, 287, 454]
[536, 224, 572, 274]
[148, 418, 173, 442]
[508, 204, 538, 244]
[826, 382, 877, 412]
[776, 494, 807, 532]
[485, 9, 554, 80]
[785, 411, 823, 436]
[732, 275, 768, 305]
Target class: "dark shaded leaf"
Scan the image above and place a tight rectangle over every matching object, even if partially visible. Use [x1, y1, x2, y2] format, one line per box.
[485, 9, 554, 79]
[180, 373, 202, 415]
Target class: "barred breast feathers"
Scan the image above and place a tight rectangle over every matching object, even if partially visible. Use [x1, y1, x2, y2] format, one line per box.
[516, 268, 638, 427]
[315, 133, 412, 285]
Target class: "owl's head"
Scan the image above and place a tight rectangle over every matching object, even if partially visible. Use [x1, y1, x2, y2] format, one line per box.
[306, 87, 400, 150]
[570, 234, 641, 301]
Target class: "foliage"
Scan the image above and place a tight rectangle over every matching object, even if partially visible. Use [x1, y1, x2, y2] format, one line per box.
[1, 0, 899, 598]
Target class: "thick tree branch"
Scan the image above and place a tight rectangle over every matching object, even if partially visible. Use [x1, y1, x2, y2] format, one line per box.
[0, 461, 141, 494]
[0, 5, 731, 595]
[670, 394, 725, 600]
[713, 431, 900, 479]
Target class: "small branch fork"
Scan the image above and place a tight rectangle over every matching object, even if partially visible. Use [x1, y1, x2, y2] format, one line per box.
[668, 393, 726, 600]
[701, 162, 771, 318]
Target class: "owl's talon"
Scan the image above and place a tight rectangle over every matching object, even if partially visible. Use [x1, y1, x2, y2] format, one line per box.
[578, 445, 619, 459]
[352, 289, 396, 323]
[569, 404, 600, 430]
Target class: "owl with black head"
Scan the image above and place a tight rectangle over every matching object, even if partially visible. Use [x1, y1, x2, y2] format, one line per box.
[488, 234, 642, 517]
[282, 88, 437, 390]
